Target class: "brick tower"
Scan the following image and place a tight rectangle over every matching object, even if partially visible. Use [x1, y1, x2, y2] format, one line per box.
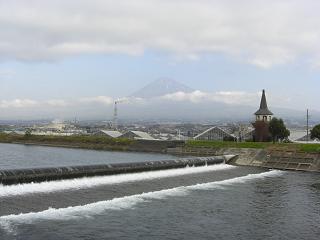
[253, 89, 273, 142]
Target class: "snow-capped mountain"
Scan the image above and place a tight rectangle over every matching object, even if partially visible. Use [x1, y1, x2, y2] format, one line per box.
[131, 78, 194, 98]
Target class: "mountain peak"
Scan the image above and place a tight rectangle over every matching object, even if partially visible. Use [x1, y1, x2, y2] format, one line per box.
[131, 78, 194, 98]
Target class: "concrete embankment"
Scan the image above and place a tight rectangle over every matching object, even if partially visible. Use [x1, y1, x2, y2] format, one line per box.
[0, 156, 228, 185]
[168, 147, 320, 172]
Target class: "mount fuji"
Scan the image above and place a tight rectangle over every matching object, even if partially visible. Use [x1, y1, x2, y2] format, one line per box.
[131, 78, 194, 98]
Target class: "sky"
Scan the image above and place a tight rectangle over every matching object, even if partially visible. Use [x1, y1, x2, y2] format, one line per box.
[0, 0, 319, 120]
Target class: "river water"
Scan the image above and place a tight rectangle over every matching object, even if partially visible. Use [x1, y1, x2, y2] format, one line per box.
[0, 143, 177, 169]
[0, 143, 319, 239]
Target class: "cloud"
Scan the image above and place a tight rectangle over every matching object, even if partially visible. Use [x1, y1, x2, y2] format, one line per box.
[46, 99, 69, 107]
[0, 91, 308, 120]
[79, 96, 114, 105]
[161, 90, 207, 103]
[1, 91, 254, 112]
[0, 99, 39, 108]
[161, 90, 260, 105]
[0, 0, 320, 67]
[0, 90, 282, 112]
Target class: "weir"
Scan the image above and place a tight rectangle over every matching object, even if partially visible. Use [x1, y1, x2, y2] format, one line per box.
[0, 156, 230, 185]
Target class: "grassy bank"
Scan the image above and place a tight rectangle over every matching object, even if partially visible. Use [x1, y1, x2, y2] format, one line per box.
[0, 133, 134, 150]
[187, 140, 320, 153]
[1, 133, 320, 154]
[187, 140, 270, 149]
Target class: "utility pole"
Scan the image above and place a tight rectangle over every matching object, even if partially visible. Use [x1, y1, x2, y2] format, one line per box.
[307, 109, 309, 143]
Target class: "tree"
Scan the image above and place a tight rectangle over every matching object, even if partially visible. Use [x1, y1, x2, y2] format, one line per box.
[223, 135, 236, 142]
[24, 129, 32, 137]
[269, 118, 290, 143]
[311, 124, 320, 140]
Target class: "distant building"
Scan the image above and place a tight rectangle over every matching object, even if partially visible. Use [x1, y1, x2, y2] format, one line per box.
[151, 133, 189, 141]
[121, 130, 155, 140]
[30, 120, 86, 136]
[288, 129, 320, 143]
[31, 131, 75, 136]
[96, 130, 123, 138]
[252, 89, 273, 142]
[239, 128, 255, 142]
[194, 126, 236, 141]
[3, 130, 25, 135]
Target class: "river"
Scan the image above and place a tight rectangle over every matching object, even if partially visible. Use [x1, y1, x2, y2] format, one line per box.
[0, 143, 319, 239]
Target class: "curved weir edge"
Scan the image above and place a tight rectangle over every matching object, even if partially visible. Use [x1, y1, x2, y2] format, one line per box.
[0, 155, 237, 185]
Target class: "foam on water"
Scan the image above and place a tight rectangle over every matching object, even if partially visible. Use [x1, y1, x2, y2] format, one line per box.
[187, 169, 283, 190]
[0, 164, 235, 197]
[0, 169, 283, 232]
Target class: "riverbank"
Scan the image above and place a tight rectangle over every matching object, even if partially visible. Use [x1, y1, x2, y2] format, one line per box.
[1, 133, 319, 172]
[186, 140, 320, 153]
[0, 133, 184, 153]
[168, 141, 320, 172]
[169, 143, 320, 172]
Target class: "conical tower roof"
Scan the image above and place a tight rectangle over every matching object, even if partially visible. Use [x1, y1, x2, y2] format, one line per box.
[255, 89, 273, 115]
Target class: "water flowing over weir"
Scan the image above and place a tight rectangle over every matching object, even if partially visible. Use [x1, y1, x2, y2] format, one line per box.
[0, 147, 318, 240]
[0, 170, 283, 226]
[0, 156, 232, 185]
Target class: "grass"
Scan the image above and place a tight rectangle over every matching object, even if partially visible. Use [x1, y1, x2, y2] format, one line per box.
[187, 140, 271, 149]
[298, 144, 320, 153]
[1, 133, 320, 153]
[187, 140, 320, 153]
[0, 133, 134, 146]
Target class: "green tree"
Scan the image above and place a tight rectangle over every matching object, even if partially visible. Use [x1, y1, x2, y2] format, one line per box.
[24, 129, 32, 137]
[311, 124, 320, 140]
[269, 118, 290, 143]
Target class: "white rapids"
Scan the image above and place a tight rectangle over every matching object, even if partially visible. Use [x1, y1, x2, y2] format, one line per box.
[0, 163, 235, 197]
[0, 169, 283, 232]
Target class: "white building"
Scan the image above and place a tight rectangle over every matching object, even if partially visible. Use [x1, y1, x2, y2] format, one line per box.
[194, 126, 236, 141]
[97, 130, 123, 138]
[121, 131, 155, 140]
[288, 129, 320, 143]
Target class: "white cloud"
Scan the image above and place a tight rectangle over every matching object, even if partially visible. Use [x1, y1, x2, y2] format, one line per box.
[0, 99, 38, 108]
[0, 0, 320, 67]
[45, 99, 69, 107]
[161, 90, 207, 103]
[79, 96, 114, 105]
[0, 91, 308, 120]
[0, 90, 282, 113]
[161, 90, 260, 105]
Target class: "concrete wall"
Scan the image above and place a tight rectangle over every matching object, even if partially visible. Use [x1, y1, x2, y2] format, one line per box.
[168, 146, 320, 172]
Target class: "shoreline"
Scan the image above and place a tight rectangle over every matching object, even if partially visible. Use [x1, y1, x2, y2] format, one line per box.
[1, 135, 319, 173]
